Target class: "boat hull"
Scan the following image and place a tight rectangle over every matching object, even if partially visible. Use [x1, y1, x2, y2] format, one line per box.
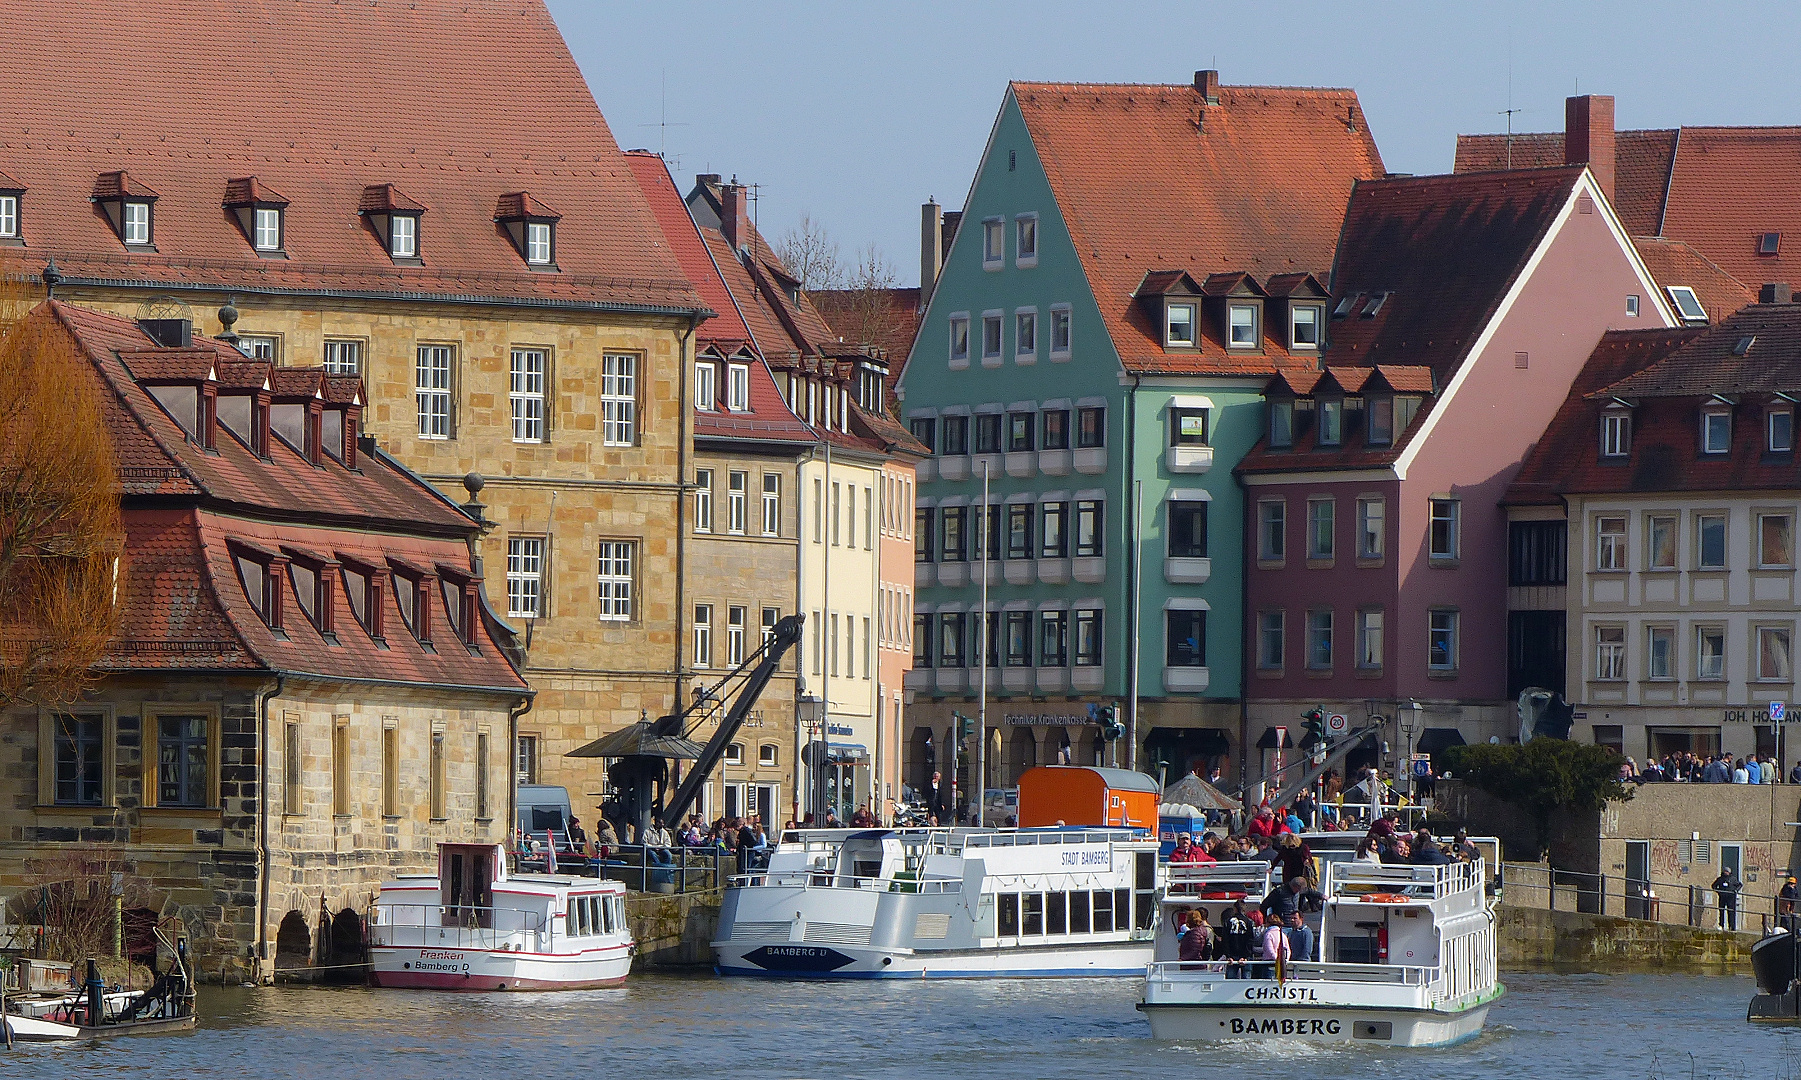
[368, 944, 630, 991]
[1138, 1000, 1493, 1047]
[713, 939, 1153, 979]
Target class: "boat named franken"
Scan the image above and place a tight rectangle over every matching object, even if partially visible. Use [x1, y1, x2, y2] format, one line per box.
[1139, 855, 1502, 1046]
[713, 824, 1161, 978]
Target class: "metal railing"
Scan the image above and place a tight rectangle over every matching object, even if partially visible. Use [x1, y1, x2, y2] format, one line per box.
[1334, 861, 1481, 901]
[368, 904, 545, 951]
[515, 844, 744, 895]
[1146, 959, 1435, 985]
[1164, 863, 1277, 899]
[726, 870, 963, 894]
[1498, 861, 1793, 933]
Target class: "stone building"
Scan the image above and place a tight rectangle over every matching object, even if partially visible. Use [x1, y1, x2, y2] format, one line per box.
[0, 301, 528, 981]
[0, 0, 711, 815]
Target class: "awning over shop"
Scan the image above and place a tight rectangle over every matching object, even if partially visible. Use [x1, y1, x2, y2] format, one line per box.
[828, 742, 869, 762]
[1417, 727, 1468, 755]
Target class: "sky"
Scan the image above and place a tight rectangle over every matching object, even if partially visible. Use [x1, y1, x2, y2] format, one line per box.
[551, 1, 1801, 289]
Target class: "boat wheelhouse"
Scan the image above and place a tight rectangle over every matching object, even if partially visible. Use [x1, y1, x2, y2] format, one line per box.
[713, 824, 1161, 978]
[368, 843, 632, 991]
[1140, 854, 1502, 1046]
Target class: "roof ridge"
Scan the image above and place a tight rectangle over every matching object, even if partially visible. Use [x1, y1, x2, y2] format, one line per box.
[1011, 79, 1357, 94]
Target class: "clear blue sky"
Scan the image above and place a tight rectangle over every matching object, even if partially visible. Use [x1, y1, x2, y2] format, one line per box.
[550, 1, 1801, 288]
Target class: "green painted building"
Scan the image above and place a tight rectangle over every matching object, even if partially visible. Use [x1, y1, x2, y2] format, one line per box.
[897, 73, 1384, 799]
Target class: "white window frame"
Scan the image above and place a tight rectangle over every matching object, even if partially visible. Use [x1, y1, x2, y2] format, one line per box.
[1357, 498, 1384, 559]
[1290, 303, 1322, 350]
[1306, 498, 1334, 560]
[1646, 515, 1677, 570]
[694, 469, 713, 533]
[122, 200, 152, 245]
[982, 218, 1004, 268]
[727, 471, 748, 535]
[1602, 410, 1631, 457]
[1646, 626, 1674, 680]
[1014, 212, 1038, 267]
[1015, 308, 1037, 361]
[601, 353, 637, 447]
[1760, 513, 1793, 569]
[727, 606, 747, 666]
[1165, 302, 1196, 347]
[1697, 514, 1727, 570]
[693, 604, 713, 667]
[525, 221, 553, 265]
[1695, 625, 1725, 680]
[1049, 304, 1072, 359]
[509, 347, 547, 443]
[236, 335, 278, 361]
[322, 339, 362, 375]
[1626, 294, 1641, 317]
[0, 194, 17, 238]
[596, 541, 635, 621]
[1428, 498, 1459, 561]
[253, 206, 282, 251]
[1258, 499, 1286, 561]
[415, 344, 453, 439]
[1701, 408, 1731, 454]
[1757, 625, 1793, 683]
[761, 474, 780, 536]
[1317, 398, 1342, 446]
[1666, 285, 1707, 323]
[1595, 516, 1627, 571]
[949, 313, 970, 365]
[758, 743, 778, 766]
[727, 363, 750, 412]
[389, 213, 417, 258]
[1594, 625, 1626, 681]
[1227, 303, 1259, 349]
[506, 536, 545, 619]
[1772, 409, 1795, 453]
[1357, 609, 1383, 669]
[694, 362, 716, 411]
[981, 312, 1003, 363]
[1428, 609, 1459, 672]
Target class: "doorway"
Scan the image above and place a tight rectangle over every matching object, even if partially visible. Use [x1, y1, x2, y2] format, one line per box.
[1626, 841, 1650, 919]
[1648, 727, 1721, 760]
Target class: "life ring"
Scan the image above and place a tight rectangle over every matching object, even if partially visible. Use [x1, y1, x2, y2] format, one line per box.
[1199, 890, 1246, 900]
[1364, 893, 1409, 904]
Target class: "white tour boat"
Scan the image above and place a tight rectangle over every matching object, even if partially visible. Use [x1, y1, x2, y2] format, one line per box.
[1139, 853, 1502, 1046]
[713, 824, 1161, 978]
[369, 842, 632, 991]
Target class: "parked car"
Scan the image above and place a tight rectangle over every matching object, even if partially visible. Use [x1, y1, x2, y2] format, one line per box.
[983, 787, 1019, 824]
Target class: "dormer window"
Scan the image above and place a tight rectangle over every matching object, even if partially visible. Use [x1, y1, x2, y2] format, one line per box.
[1367, 396, 1394, 446]
[1666, 285, 1708, 325]
[0, 171, 20, 242]
[1770, 407, 1794, 453]
[1317, 398, 1343, 447]
[224, 177, 289, 256]
[360, 183, 426, 264]
[727, 363, 750, 412]
[1227, 303, 1260, 349]
[1601, 408, 1631, 457]
[695, 361, 717, 411]
[1165, 302, 1197, 347]
[231, 543, 285, 635]
[123, 201, 152, 246]
[1269, 400, 1294, 449]
[94, 170, 163, 248]
[495, 192, 561, 269]
[254, 208, 281, 251]
[1290, 304, 1322, 350]
[1701, 407, 1731, 454]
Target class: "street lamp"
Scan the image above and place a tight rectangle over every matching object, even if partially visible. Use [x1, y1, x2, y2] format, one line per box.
[797, 693, 828, 827]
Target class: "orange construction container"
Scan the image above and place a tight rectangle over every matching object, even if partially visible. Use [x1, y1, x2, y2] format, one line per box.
[1016, 766, 1160, 829]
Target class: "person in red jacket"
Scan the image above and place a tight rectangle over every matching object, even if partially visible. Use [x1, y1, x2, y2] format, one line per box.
[1246, 806, 1277, 840]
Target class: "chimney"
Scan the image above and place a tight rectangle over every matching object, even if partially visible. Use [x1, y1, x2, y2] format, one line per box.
[719, 183, 749, 252]
[1194, 69, 1220, 105]
[1564, 94, 1616, 205]
[1761, 282, 1794, 305]
[920, 200, 945, 308]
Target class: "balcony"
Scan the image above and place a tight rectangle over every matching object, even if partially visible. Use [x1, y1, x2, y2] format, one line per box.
[1073, 447, 1107, 475]
[1003, 560, 1035, 585]
[1038, 449, 1072, 476]
[1071, 666, 1105, 693]
[1163, 666, 1210, 693]
[1164, 556, 1211, 584]
[934, 668, 966, 694]
[1072, 557, 1106, 583]
[937, 456, 970, 482]
[1038, 558, 1071, 585]
[937, 562, 970, 588]
[1004, 451, 1036, 479]
[1002, 668, 1033, 694]
[1166, 445, 1214, 474]
[1035, 668, 1069, 694]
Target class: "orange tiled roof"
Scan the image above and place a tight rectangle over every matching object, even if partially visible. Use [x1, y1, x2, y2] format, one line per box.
[1632, 237, 1755, 327]
[0, 0, 704, 315]
[1011, 80, 1385, 376]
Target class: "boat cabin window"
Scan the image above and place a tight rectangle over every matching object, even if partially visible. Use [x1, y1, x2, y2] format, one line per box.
[1023, 893, 1045, 935]
[1092, 890, 1114, 933]
[999, 893, 1020, 936]
[1069, 891, 1091, 933]
[1047, 892, 1068, 935]
[574, 897, 590, 936]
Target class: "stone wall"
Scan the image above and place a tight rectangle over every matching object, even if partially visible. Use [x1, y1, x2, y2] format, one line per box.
[1498, 904, 1753, 971]
[625, 888, 721, 970]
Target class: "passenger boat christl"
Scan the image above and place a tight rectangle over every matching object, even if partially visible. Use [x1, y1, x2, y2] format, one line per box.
[369, 842, 632, 990]
[1139, 849, 1502, 1046]
[713, 766, 1162, 978]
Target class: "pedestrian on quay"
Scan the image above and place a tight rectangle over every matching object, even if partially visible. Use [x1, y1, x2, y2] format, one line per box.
[1781, 876, 1800, 934]
[1713, 865, 1743, 931]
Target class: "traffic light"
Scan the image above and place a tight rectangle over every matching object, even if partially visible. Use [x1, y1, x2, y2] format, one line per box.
[1089, 703, 1126, 741]
[953, 711, 977, 741]
[1303, 707, 1327, 745]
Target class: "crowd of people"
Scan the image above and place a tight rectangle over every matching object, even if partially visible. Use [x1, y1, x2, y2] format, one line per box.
[1165, 808, 1481, 973]
[1626, 752, 1801, 784]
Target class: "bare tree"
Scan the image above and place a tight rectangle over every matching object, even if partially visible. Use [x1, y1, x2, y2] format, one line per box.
[774, 213, 843, 292]
[828, 242, 906, 356]
[0, 258, 125, 713]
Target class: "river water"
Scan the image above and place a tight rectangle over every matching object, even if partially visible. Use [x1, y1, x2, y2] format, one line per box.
[6, 971, 1797, 1079]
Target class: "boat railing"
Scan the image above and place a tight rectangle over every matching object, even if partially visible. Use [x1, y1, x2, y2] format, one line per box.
[948, 828, 1142, 852]
[1163, 862, 1276, 898]
[727, 870, 963, 894]
[1332, 860, 1480, 900]
[1145, 959, 1435, 986]
[368, 904, 546, 952]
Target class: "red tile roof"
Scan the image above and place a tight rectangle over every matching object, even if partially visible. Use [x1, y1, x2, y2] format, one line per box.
[808, 286, 924, 386]
[1595, 301, 1801, 399]
[1239, 168, 1583, 474]
[0, 0, 703, 316]
[1010, 80, 1385, 376]
[1456, 125, 1801, 292]
[222, 177, 289, 209]
[35, 300, 524, 689]
[1632, 237, 1755, 327]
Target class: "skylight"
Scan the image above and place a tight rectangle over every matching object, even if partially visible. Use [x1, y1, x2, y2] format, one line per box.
[1759, 232, 1781, 256]
[1733, 335, 1756, 357]
[1360, 292, 1388, 318]
[1665, 285, 1708, 325]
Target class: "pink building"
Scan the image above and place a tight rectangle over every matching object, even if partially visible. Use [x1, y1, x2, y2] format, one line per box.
[1235, 162, 1675, 781]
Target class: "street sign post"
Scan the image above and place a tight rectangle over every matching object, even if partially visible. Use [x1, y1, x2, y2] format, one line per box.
[1326, 713, 1348, 735]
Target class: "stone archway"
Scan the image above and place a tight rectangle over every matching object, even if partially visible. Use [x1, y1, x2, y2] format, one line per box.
[274, 910, 311, 971]
[328, 908, 366, 981]
[908, 725, 935, 798]
[1007, 728, 1037, 788]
